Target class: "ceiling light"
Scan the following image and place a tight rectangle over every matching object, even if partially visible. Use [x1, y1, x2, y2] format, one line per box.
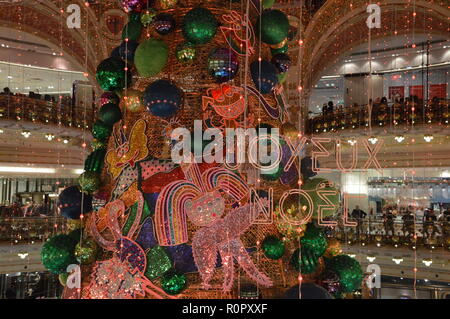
[45, 133, 55, 141]
[366, 255, 376, 262]
[424, 134, 434, 142]
[62, 137, 70, 144]
[347, 254, 356, 258]
[394, 135, 405, 143]
[347, 138, 357, 146]
[422, 258, 432, 267]
[21, 130, 31, 138]
[17, 252, 28, 259]
[392, 257, 403, 264]
[0, 129, 3, 133]
[0, 167, 55, 173]
[368, 136, 378, 144]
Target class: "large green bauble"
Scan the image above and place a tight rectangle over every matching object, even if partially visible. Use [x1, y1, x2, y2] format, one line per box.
[262, 0, 275, 9]
[58, 273, 68, 286]
[325, 255, 363, 293]
[134, 39, 168, 77]
[271, 43, 288, 55]
[182, 7, 218, 45]
[161, 270, 187, 295]
[74, 239, 98, 265]
[92, 120, 112, 142]
[290, 247, 319, 274]
[262, 235, 285, 260]
[96, 57, 129, 91]
[78, 171, 101, 194]
[300, 223, 327, 258]
[99, 103, 122, 126]
[256, 10, 290, 45]
[122, 20, 142, 42]
[41, 234, 78, 274]
[301, 178, 340, 219]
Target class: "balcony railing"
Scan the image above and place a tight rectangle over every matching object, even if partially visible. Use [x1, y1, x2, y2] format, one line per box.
[0, 217, 67, 244]
[0, 94, 95, 129]
[332, 218, 450, 250]
[306, 100, 450, 134]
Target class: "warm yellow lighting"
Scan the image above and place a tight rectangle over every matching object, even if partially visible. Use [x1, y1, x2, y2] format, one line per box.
[0, 167, 55, 173]
[422, 258, 432, 267]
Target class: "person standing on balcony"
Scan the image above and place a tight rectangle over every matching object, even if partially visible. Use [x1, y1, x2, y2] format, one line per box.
[327, 101, 334, 114]
[322, 103, 328, 116]
[1, 87, 12, 95]
[383, 208, 395, 236]
[423, 209, 438, 239]
[351, 205, 366, 236]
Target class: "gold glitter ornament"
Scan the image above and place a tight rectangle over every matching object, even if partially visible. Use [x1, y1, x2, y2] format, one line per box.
[324, 238, 342, 258]
[122, 89, 145, 113]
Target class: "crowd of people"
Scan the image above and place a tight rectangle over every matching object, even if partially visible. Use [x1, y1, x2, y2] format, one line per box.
[350, 205, 450, 239]
[318, 95, 447, 117]
[0, 87, 59, 103]
[0, 202, 52, 218]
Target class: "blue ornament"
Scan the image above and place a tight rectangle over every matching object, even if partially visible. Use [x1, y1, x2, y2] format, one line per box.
[283, 283, 332, 299]
[271, 53, 291, 73]
[250, 60, 279, 94]
[143, 80, 182, 118]
[154, 13, 176, 35]
[119, 40, 139, 62]
[207, 48, 239, 83]
[58, 186, 92, 220]
[111, 46, 122, 59]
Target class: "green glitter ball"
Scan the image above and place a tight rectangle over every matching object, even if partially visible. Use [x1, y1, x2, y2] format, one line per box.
[161, 270, 187, 295]
[300, 178, 340, 219]
[300, 223, 328, 258]
[256, 9, 290, 45]
[58, 272, 68, 286]
[144, 246, 172, 279]
[262, 0, 275, 9]
[134, 39, 169, 77]
[182, 7, 218, 45]
[290, 247, 319, 274]
[99, 103, 122, 126]
[78, 171, 101, 194]
[74, 239, 98, 265]
[91, 139, 107, 151]
[41, 234, 78, 274]
[325, 255, 363, 293]
[176, 42, 196, 63]
[92, 120, 112, 143]
[262, 235, 285, 260]
[84, 148, 107, 173]
[96, 57, 130, 91]
[141, 10, 156, 27]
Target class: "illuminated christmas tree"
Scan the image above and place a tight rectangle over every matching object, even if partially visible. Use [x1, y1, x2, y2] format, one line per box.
[41, 0, 363, 299]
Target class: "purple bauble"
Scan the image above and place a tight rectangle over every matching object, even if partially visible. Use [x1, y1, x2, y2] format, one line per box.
[207, 48, 239, 83]
[99, 92, 120, 107]
[271, 53, 291, 73]
[120, 0, 153, 13]
[153, 14, 176, 35]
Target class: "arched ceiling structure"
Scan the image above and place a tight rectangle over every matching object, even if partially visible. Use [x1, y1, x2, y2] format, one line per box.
[300, 0, 449, 105]
[0, 0, 127, 90]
